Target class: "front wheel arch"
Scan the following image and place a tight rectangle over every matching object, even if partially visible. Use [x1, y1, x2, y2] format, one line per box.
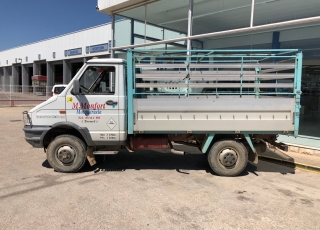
[42, 123, 93, 149]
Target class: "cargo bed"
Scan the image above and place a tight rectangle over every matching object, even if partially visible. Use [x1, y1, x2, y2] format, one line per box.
[126, 49, 302, 136]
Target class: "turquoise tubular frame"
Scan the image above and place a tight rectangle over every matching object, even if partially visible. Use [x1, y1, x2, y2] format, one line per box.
[294, 51, 303, 137]
[201, 134, 215, 153]
[244, 133, 256, 153]
[126, 49, 303, 137]
[201, 133, 255, 154]
[127, 50, 134, 134]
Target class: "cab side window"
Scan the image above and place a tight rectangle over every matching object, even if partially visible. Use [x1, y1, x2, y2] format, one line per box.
[79, 66, 115, 94]
[54, 86, 66, 94]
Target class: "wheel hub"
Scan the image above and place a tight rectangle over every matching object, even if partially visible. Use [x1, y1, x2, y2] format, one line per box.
[219, 148, 238, 167]
[57, 146, 75, 164]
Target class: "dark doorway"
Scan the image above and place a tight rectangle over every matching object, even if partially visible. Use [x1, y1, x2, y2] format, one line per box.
[40, 64, 47, 76]
[28, 67, 33, 86]
[71, 62, 83, 79]
[17, 66, 22, 85]
[54, 64, 63, 84]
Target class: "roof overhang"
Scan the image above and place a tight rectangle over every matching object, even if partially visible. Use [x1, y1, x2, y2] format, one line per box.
[98, 0, 159, 15]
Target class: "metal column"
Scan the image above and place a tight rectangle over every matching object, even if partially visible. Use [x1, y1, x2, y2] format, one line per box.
[272, 32, 280, 49]
[63, 60, 71, 84]
[46, 62, 54, 97]
[0, 68, 3, 90]
[144, 5, 147, 43]
[3, 67, 10, 92]
[187, 0, 193, 53]
[272, 31, 280, 63]
[131, 19, 135, 45]
[111, 14, 115, 58]
[185, 0, 193, 97]
[12, 65, 19, 85]
[32, 62, 40, 95]
[21, 64, 29, 94]
[11, 65, 19, 92]
[33, 62, 40, 76]
[250, 0, 255, 27]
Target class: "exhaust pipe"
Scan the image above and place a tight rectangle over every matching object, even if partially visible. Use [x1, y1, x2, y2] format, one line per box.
[169, 141, 185, 155]
[170, 149, 185, 155]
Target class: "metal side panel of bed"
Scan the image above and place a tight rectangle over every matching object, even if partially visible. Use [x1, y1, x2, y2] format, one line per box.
[133, 96, 295, 133]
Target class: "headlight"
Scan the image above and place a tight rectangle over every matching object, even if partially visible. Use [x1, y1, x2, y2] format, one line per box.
[23, 111, 32, 126]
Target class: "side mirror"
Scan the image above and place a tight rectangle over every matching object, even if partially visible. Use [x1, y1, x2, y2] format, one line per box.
[72, 79, 80, 94]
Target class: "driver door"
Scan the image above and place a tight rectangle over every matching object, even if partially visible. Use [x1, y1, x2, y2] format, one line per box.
[65, 64, 120, 144]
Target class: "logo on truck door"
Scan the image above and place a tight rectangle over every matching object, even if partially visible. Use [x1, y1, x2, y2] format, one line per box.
[107, 118, 117, 130]
[72, 102, 105, 115]
[67, 97, 73, 102]
[72, 102, 105, 110]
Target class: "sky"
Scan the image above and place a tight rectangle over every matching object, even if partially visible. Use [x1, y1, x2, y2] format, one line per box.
[0, 0, 111, 51]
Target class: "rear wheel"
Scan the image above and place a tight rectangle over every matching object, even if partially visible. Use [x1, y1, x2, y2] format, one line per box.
[47, 134, 87, 173]
[208, 140, 248, 177]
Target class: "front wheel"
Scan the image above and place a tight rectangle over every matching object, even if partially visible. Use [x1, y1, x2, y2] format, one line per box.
[47, 134, 87, 173]
[208, 140, 248, 177]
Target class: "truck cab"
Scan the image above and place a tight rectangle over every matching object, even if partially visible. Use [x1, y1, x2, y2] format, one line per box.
[23, 59, 127, 171]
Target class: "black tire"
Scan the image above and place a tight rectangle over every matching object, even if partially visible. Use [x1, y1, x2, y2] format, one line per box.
[47, 134, 87, 173]
[208, 140, 248, 177]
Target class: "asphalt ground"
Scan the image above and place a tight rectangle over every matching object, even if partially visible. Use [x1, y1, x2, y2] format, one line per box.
[1, 106, 320, 230]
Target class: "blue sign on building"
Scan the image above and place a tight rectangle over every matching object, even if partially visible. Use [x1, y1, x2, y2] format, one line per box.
[65, 48, 82, 56]
[85, 43, 109, 54]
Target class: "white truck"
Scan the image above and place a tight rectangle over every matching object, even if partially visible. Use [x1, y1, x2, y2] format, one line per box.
[23, 49, 302, 176]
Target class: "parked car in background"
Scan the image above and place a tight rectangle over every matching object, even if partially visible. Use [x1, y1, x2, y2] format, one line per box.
[52, 84, 67, 96]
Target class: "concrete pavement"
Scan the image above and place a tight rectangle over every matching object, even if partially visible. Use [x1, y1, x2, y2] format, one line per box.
[1, 106, 320, 230]
[260, 146, 320, 173]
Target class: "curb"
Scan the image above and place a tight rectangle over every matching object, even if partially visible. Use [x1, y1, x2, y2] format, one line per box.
[258, 155, 320, 174]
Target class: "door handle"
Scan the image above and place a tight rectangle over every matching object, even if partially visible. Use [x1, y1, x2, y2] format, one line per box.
[106, 100, 118, 106]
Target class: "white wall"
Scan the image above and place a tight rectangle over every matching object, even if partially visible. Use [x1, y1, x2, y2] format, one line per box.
[0, 24, 112, 67]
[97, 0, 154, 14]
[98, 0, 128, 9]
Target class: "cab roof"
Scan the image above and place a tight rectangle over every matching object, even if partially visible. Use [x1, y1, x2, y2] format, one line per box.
[86, 58, 126, 64]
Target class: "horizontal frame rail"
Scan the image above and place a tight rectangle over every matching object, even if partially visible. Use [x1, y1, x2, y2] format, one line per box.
[136, 63, 295, 68]
[136, 83, 294, 88]
[137, 73, 294, 80]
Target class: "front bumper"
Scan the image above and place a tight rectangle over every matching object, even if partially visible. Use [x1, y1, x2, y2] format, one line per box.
[23, 126, 51, 148]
